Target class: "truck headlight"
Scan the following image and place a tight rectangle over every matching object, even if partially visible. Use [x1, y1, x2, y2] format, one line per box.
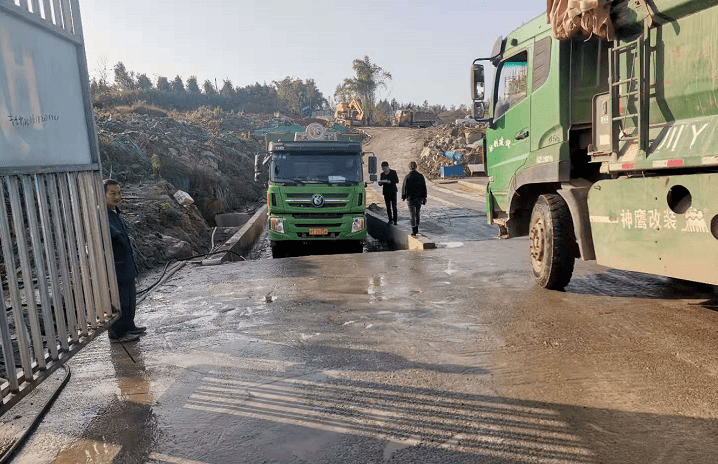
[352, 216, 365, 233]
[270, 217, 284, 233]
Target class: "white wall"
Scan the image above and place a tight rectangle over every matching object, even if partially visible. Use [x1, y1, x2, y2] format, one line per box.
[0, 11, 92, 168]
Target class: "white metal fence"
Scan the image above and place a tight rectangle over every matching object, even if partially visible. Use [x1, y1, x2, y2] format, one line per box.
[0, 171, 119, 414]
[2, 0, 84, 38]
[1, 0, 119, 414]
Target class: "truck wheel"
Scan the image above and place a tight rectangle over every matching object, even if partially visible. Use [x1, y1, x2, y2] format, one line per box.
[529, 194, 575, 290]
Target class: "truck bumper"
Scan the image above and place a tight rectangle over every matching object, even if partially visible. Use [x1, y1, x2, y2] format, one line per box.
[268, 214, 367, 242]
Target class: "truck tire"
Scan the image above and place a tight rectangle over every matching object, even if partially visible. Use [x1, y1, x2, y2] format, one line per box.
[529, 194, 575, 290]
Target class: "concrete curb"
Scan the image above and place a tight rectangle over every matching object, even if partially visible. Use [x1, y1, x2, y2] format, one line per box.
[202, 205, 268, 265]
[366, 208, 435, 251]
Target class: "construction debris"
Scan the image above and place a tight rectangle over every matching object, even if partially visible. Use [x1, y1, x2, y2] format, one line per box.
[416, 123, 485, 179]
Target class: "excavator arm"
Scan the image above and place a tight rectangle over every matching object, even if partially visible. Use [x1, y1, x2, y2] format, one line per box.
[348, 99, 364, 122]
[334, 98, 365, 126]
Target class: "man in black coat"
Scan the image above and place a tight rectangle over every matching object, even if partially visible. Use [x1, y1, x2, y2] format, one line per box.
[401, 161, 427, 236]
[378, 161, 399, 225]
[105, 179, 146, 343]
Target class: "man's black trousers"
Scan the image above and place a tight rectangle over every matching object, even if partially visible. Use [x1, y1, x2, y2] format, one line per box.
[110, 278, 136, 337]
[384, 193, 397, 223]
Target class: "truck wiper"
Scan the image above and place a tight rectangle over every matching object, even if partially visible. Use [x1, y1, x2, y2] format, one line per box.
[304, 177, 357, 185]
[328, 180, 357, 185]
[272, 178, 304, 185]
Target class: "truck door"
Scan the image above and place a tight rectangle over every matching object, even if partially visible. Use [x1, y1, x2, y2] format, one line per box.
[486, 49, 531, 211]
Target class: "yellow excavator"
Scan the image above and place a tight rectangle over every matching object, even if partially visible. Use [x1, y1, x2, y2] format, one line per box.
[334, 98, 365, 126]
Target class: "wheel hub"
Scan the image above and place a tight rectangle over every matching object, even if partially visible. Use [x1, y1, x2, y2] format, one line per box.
[530, 216, 545, 271]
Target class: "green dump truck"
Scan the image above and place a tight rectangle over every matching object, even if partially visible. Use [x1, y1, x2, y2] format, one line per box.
[471, 1, 718, 289]
[257, 123, 377, 258]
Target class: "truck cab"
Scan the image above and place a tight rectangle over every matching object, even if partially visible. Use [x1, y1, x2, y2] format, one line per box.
[471, 4, 718, 289]
[261, 124, 376, 258]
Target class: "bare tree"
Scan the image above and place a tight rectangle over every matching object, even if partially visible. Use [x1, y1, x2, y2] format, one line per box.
[92, 56, 110, 93]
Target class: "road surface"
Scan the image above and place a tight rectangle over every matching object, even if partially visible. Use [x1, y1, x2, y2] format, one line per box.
[3, 127, 718, 464]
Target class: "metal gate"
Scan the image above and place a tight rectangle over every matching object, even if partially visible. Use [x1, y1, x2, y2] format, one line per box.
[1, 0, 119, 414]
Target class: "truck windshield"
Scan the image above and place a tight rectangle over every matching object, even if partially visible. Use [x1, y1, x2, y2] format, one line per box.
[271, 152, 363, 184]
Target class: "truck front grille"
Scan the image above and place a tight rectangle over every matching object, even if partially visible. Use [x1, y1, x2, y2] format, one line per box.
[296, 223, 342, 228]
[292, 213, 344, 219]
[285, 193, 349, 208]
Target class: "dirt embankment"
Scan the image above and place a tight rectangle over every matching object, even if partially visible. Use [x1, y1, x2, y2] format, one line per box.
[97, 106, 275, 270]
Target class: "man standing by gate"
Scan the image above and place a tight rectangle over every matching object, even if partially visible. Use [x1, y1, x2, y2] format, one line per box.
[104, 179, 146, 343]
[378, 161, 399, 225]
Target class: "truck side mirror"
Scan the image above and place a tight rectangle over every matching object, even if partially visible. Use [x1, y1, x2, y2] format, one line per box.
[367, 155, 377, 175]
[254, 154, 261, 182]
[472, 101, 486, 119]
[471, 64, 485, 101]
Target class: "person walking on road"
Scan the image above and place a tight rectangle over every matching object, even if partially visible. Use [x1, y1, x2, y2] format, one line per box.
[401, 161, 427, 236]
[378, 161, 399, 225]
[104, 179, 147, 343]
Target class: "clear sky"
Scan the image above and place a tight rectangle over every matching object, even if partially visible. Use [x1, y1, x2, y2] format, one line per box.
[80, 0, 544, 108]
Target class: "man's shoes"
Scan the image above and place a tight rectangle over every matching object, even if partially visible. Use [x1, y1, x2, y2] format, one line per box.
[109, 333, 141, 343]
[387, 219, 392, 225]
[411, 227, 418, 236]
[127, 326, 147, 335]
[393, 220, 398, 225]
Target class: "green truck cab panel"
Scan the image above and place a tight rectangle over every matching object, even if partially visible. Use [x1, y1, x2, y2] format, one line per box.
[484, 14, 608, 232]
[486, 44, 532, 212]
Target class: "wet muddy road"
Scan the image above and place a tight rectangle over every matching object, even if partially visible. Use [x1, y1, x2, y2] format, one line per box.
[5, 127, 718, 463]
[7, 237, 718, 464]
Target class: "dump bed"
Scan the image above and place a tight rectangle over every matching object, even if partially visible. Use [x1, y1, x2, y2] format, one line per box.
[612, 1, 718, 171]
[412, 112, 436, 123]
[545, 0, 718, 172]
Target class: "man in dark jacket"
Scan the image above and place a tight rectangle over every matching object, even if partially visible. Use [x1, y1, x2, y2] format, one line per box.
[401, 161, 427, 236]
[378, 161, 399, 224]
[105, 179, 146, 343]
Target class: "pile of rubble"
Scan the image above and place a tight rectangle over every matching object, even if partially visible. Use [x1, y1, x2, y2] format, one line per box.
[96, 105, 280, 269]
[416, 123, 485, 179]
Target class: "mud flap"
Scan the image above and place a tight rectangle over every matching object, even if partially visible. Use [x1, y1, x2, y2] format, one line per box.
[558, 181, 596, 261]
[587, 173, 718, 284]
